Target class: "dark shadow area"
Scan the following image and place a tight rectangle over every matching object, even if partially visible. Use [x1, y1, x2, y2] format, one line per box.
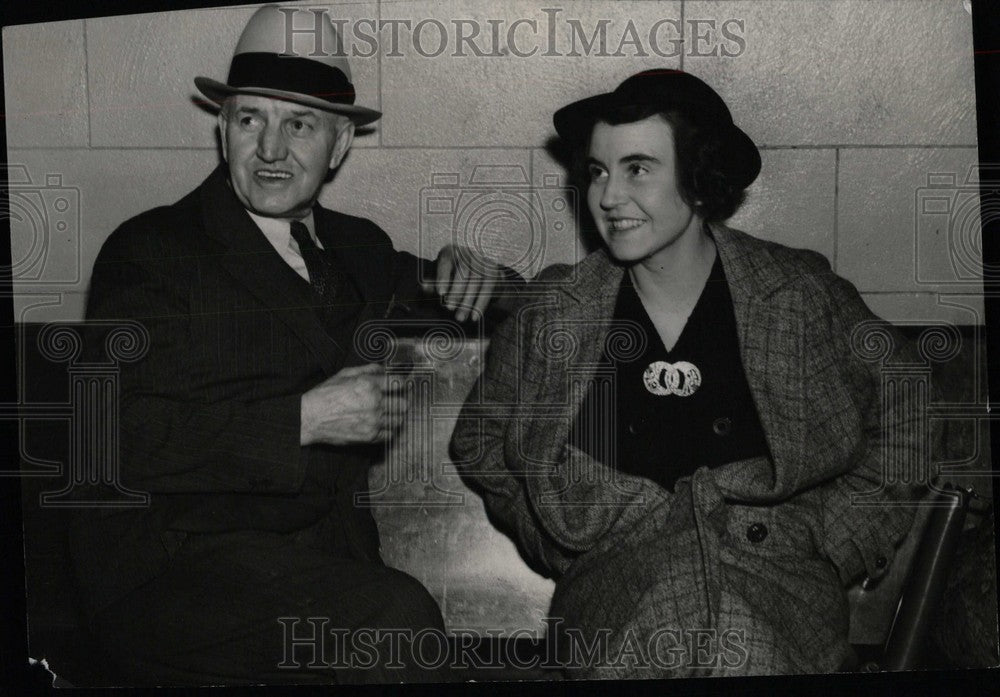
[542, 134, 602, 256]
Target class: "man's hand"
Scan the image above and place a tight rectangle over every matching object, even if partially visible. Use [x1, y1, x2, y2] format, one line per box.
[300, 364, 409, 446]
[421, 244, 503, 322]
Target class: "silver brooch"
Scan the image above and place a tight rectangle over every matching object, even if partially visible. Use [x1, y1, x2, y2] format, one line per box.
[642, 360, 702, 397]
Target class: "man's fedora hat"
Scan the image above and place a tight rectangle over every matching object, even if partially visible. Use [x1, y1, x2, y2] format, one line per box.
[554, 69, 760, 188]
[195, 5, 380, 126]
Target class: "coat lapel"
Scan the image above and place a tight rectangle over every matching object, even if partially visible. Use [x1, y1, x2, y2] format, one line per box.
[526, 249, 622, 482]
[313, 207, 395, 310]
[711, 225, 807, 499]
[521, 251, 671, 550]
[198, 166, 349, 375]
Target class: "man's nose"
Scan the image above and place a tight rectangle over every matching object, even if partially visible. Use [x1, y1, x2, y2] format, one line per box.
[256, 124, 288, 162]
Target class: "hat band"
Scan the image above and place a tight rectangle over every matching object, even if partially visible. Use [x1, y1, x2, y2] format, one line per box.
[227, 52, 356, 105]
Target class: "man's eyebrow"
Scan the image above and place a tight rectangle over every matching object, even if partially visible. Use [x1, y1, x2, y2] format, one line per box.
[619, 153, 660, 164]
[230, 106, 321, 122]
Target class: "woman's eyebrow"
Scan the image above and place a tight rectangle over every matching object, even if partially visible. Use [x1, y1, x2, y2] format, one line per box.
[620, 153, 660, 165]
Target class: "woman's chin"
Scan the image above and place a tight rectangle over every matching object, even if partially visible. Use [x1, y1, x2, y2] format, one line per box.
[603, 239, 650, 265]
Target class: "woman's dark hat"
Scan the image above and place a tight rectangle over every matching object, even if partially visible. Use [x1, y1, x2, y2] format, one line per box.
[553, 69, 760, 187]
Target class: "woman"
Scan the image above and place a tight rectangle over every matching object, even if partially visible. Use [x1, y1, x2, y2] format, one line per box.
[450, 69, 925, 677]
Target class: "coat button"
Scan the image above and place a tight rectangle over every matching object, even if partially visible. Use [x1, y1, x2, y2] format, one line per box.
[627, 422, 638, 435]
[712, 417, 732, 436]
[875, 556, 887, 570]
[746, 522, 768, 543]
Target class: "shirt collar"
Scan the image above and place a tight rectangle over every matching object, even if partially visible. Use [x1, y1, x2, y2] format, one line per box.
[245, 210, 319, 250]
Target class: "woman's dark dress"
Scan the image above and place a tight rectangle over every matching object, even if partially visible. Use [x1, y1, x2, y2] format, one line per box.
[570, 255, 770, 491]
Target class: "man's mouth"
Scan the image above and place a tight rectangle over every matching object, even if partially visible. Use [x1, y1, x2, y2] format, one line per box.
[255, 170, 293, 182]
[607, 218, 645, 233]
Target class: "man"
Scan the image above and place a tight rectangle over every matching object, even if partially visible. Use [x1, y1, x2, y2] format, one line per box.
[69, 5, 511, 685]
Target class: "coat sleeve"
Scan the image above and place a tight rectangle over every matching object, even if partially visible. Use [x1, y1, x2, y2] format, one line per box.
[85, 222, 307, 495]
[385, 243, 528, 325]
[449, 303, 576, 578]
[809, 259, 929, 586]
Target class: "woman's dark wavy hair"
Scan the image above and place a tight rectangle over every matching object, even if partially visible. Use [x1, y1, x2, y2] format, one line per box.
[576, 102, 749, 223]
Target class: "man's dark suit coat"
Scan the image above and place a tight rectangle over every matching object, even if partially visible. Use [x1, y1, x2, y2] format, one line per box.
[70, 165, 437, 620]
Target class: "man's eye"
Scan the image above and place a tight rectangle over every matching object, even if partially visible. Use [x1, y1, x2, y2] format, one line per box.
[588, 166, 607, 181]
[288, 120, 312, 134]
[239, 115, 261, 129]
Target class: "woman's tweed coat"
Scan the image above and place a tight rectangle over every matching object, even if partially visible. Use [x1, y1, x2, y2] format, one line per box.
[450, 224, 926, 678]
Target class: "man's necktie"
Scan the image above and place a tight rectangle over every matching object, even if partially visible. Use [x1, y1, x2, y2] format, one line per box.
[290, 219, 341, 301]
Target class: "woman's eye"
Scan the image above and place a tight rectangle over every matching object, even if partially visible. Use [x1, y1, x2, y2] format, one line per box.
[628, 163, 648, 177]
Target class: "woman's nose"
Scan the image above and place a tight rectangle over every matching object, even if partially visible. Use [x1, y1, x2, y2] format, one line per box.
[599, 174, 627, 210]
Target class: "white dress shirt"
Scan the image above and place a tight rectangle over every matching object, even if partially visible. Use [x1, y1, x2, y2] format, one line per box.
[246, 210, 322, 283]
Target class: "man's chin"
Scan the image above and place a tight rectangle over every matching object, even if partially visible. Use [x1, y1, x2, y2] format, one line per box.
[247, 197, 310, 220]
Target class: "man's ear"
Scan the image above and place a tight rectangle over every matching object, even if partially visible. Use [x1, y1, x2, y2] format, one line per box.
[217, 110, 228, 161]
[329, 118, 355, 169]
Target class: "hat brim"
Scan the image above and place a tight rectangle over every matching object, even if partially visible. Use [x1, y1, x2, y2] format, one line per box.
[554, 91, 761, 188]
[194, 76, 381, 127]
